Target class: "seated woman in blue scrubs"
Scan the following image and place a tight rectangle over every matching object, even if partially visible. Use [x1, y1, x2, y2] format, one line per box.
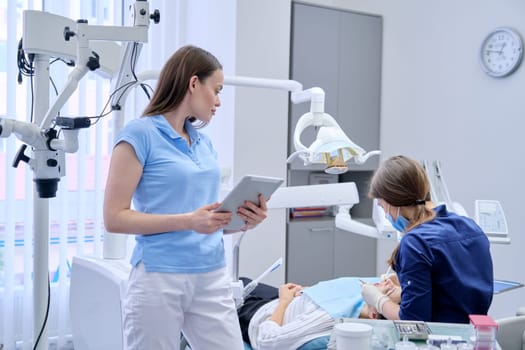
[238, 276, 400, 350]
[361, 155, 493, 324]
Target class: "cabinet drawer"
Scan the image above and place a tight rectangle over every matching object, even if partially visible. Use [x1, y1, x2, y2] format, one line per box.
[334, 227, 376, 277]
[287, 220, 334, 285]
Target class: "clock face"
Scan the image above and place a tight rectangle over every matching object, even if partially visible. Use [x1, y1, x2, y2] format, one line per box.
[480, 27, 523, 77]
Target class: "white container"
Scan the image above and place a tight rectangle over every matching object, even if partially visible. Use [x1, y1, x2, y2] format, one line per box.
[395, 339, 418, 350]
[335, 322, 373, 349]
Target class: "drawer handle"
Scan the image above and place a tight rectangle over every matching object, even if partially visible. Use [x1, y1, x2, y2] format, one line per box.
[309, 227, 332, 232]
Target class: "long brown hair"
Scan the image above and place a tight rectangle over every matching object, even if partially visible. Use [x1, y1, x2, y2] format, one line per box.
[142, 45, 222, 124]
[368, 155, 435, 269]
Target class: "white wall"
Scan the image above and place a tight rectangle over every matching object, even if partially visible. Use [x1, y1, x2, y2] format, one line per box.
[290, 0, 525, 319]
[144, 0, 238, 172]
[233, 0, 291, 287]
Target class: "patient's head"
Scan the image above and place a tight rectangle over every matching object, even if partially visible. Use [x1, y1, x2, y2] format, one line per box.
[360, 277, 402, 319]
[374, 278, 401, 304]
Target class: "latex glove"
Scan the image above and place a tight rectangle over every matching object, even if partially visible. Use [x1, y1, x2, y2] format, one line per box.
[380, 272, 396, 281]
[361, 283, 389, 314]
[380, 267, 398, 282]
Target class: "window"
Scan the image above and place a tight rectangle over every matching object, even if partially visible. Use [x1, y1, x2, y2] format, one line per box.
[0, 1, 120, 288]
[0, 1, 123, 347]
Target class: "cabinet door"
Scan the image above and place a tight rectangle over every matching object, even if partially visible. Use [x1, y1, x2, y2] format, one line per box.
[289, 3, 340, 170]
[287, 220, 334, 285]
[337, 11, 382, 171]
[334, 226, 377, 277]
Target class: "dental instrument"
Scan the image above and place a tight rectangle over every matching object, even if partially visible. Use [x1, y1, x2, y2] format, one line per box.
[242, 257, 283, 299]
[381, 266, 392, 281]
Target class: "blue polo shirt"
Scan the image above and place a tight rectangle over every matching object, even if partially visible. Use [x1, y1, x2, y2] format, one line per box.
[395, 205, 493, 323]
[115, 115, 224, 273]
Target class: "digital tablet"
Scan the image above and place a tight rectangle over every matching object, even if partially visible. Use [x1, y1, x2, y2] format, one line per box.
[216, 175, 284, 230]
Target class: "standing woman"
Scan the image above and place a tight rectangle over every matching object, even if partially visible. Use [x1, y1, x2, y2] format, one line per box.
[361, 155, 493, 323]
[103, 45, 268, 350]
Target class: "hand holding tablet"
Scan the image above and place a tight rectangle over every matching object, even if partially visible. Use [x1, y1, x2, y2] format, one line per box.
[216, 175, 284, 230]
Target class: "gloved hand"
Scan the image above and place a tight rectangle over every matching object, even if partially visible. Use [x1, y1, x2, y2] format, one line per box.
[380, 266, 398, 282]
[380, 272, 397, 282]
[361, 283, 389, 314]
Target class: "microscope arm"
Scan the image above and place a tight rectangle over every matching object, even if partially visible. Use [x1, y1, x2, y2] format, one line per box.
[0, 118, 45, 148]
[40, 64, 90, 130]
[1, 1, 159, 200]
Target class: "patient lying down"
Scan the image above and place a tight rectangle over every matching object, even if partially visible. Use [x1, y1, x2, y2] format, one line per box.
[237, 276, 400, 350]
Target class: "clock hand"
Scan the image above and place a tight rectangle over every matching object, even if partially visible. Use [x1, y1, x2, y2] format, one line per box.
[498, 42, 506, 55]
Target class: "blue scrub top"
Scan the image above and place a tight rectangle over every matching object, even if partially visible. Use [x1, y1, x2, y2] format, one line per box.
[115, 115, 225, 274]
[395, 205, 493, 323]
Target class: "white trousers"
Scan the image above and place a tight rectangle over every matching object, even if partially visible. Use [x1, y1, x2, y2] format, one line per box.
[122, 263, 244, 350]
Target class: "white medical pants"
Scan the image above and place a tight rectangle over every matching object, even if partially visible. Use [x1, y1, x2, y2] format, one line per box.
[123, 263, 244, 350]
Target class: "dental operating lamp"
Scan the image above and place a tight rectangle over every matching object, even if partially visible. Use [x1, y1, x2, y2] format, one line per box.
[133, 72, 381, 175]
[229, 79, 381, 174]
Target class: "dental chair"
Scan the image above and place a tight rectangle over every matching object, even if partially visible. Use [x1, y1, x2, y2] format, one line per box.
[70, 255, 130, 350]
[496, 315, 525, 350]
[518, 307, 525, 316]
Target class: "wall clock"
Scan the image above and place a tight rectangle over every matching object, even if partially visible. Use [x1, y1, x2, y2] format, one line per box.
[480, 27, 523, 77]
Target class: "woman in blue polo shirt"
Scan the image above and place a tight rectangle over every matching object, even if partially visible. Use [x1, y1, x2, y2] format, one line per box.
[361, 155, 493, 324]
[103, 45, 268, 350]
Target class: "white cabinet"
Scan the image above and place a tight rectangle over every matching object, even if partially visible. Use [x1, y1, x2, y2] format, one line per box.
[333, 224, 377, 277]
[287, 219, 377, 286]
[287, 219, 335, 286]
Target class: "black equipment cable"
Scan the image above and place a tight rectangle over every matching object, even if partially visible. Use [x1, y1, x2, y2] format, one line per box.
[32, 276, 50, 350]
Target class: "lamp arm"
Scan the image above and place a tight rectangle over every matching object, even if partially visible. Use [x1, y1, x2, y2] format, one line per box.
[224, 76, 303, 92]
[291, 87, 325, 114]
[354, 150, 381, 165]
[335, 205, 382, 239]
[134, 70, 308, 96]
[134, 71, 306, 94]
[335, 205, 398, 240]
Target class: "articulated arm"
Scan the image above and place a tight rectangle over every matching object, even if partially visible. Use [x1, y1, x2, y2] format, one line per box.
[3, 2, 160, 198]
